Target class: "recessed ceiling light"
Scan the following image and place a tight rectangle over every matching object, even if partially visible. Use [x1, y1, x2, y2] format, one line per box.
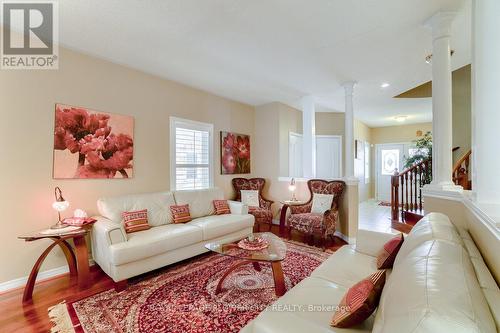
[395, 115, 408, 122]
[381, 83, 390, 88]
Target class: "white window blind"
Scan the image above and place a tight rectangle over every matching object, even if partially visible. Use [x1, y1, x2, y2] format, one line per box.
[170, 117, 213, 190]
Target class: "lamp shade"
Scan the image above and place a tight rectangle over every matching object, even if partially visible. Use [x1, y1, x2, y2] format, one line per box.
[52, 200, 69, 212]
[288, 178, 296, 192]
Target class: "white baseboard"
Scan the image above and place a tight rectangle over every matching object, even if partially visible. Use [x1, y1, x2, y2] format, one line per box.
[0, 260, 95, 293]
[335, 231, 355, 244]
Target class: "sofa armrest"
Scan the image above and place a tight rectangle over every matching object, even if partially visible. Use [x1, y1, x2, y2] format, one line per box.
[228, 200, 249, 215]
[355, 229, 399, 257]
[92, 216, 127, 245]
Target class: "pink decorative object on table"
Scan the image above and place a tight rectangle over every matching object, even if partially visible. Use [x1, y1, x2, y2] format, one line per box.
[238, 236, 269, 251]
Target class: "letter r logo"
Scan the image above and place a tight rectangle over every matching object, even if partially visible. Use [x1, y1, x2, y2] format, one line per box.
[2, 2, 53, 55]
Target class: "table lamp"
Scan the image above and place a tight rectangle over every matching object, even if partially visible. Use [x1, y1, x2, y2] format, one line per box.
[51, 186, 69, 229]
[288, 178, 297, 201]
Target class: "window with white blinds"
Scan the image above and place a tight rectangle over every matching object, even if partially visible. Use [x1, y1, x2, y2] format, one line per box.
[170, 117, 213, 190]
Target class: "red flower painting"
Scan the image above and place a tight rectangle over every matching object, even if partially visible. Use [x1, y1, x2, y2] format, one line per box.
[221, 131, 250, 174]
[53, 104, 134, 179]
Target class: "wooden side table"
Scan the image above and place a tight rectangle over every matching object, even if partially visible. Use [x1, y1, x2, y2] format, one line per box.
[278, 200, 305, 237]
[18, 225, 92, 303]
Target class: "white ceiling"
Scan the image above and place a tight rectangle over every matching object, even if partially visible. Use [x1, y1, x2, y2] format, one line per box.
[51, 0, 471, 126]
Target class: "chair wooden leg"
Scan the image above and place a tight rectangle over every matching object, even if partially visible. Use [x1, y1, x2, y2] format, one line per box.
[286, 227, 292, 240]
[114, 280, 128, 292]
[322, 235, 327, 252]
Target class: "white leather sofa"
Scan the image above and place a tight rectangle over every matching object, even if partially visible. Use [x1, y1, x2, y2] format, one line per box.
[241, 213, 500, 333]
[91, 188, 254, 283]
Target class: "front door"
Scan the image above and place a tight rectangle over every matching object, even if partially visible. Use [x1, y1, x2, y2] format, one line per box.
[376, 144, 405, 202]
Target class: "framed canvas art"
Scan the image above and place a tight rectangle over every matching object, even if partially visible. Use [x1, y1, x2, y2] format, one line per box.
[220, 131, 251, 174]
[53, 104, 134, 179]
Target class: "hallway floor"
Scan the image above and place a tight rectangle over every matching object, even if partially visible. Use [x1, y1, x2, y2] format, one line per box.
[358, 199, 395, 233]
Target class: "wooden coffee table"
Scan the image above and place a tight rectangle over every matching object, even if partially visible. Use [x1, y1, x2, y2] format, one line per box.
[205, 232, 287, 296]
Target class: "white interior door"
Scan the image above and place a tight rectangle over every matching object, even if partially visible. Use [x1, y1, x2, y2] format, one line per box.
[289, 132, 303, 177]
[316, 136, 342, 179]
[376, 143, 405, 201]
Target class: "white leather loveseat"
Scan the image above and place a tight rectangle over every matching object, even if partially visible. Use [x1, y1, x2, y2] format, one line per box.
[241, 213, 500, 333]
[91, 188, 254, 283]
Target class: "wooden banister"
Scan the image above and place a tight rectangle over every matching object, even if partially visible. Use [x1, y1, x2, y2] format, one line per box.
[452, 149, 472, 190]
[391, 159, 431, 222]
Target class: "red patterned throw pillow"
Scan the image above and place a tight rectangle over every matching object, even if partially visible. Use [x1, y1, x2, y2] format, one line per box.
[213, 200, 230, 215]
[122, 209, 151, 234]
[170, 204, 192, 223]
[376, 234, 404, 269]
[331, 270, 386, 328]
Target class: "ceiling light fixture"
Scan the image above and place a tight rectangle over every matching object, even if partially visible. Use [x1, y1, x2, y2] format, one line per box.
[395, 116, 408, 122]
[381, 83, 390, 88]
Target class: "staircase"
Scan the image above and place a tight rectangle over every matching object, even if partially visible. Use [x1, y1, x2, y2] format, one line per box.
[389, 149, 471, 232]
[452, 150, 472, 190]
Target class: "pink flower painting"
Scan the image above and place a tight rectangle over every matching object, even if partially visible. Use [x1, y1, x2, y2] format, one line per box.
[220, 131, 250, 174]
[53, 104, 134, 179]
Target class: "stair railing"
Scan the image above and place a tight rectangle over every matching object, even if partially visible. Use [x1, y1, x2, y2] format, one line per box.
[452, 149, 472, 190]
[391, 159, 432, 222]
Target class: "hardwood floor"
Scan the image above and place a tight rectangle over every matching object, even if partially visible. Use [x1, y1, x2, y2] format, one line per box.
[0, 225, 346, 332]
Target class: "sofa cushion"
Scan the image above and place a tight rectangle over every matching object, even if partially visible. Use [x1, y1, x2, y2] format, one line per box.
[173, 188, 224, 219]
[97, 191, 176, 227]
[394, 212, 464, 266]
[213, 199, 230, 215]
[332, 270, 386, 328]
[109, 223, 203, 265]
[248, 277, 375, 333]
[122, 209, 150, 233]
[376, 234, 404, 269]
[373, 239, 496, 333]
[169, 204, 192, 223]
[311, 245, 383, 288]
[188, 214, 254, 240]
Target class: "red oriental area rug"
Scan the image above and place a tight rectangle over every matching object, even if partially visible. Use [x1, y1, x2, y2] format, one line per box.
[49, 241, 332, 333]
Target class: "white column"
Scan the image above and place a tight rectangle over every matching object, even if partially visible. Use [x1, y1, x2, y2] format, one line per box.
[302, 96, 316, 178]
[472, 0, 500, 204]
[343, 81, 356, 181]
[424, 12, 462, 192]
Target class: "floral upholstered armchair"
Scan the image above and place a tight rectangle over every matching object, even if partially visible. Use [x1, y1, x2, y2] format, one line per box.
[232, 178, 274, 232]
[281, 179, 345, 249]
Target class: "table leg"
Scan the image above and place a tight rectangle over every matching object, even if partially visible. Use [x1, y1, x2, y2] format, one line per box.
[252, 262, 262, 271]
[58, 239, 77, 277]
[279, 205, 289, 237]
[23, 238, 75, 303]
[271, 261, 286, 296]
[73, 235, 90, 289]
[215, 260, 251, 294]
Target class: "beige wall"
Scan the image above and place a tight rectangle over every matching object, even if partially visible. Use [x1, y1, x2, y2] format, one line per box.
[452, 65, 472, 164]
[279, 104, 302, 176]
[371, 122, 432, 144]
[0, 47, 255, 284]
[354, 120, 373, 202]
[315, 112, 345, 136]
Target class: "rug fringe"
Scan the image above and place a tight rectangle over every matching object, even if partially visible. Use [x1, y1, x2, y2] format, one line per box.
[48, 301, 76, 333]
